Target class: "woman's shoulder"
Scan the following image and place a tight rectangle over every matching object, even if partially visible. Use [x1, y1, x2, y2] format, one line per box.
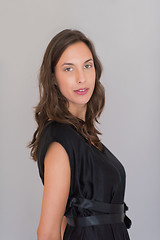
[39, 120, 79, 146]
[37, 120, 78, 185]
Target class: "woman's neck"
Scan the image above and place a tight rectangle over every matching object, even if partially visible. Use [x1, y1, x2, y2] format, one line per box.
[68, 104, 87, 122]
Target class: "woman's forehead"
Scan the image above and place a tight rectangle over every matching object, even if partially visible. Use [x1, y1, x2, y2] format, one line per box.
[57, 42, 93, 66]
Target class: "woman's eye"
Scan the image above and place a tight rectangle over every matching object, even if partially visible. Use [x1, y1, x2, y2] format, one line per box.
[64, 67, 73, 72]
[84, 64, 92, 69]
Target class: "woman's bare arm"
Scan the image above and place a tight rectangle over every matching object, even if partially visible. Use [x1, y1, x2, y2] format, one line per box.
[61, 216, 67, 238]
[37, 142, 71, 240]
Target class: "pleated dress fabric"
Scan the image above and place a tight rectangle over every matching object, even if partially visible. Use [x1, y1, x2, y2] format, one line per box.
[37, 121, 130, 240]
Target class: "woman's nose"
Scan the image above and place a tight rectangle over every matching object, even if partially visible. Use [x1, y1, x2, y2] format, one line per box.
[76, 69, 86, 83]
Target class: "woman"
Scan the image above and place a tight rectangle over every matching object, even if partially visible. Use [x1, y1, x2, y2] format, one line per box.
[29, 29, 131, 240]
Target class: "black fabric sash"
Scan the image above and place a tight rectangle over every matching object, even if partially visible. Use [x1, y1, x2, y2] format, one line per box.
[66, 213, 125, 227]
[65, 197, 125, 227]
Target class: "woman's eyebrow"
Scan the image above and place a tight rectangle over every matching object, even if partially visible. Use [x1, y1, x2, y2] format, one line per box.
[62, 62, 74, 66]
[62, 58, 93, 66]
[84, 58, 93, 63]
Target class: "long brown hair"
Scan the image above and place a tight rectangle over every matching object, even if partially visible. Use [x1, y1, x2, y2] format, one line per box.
[28, 29, 105, 161]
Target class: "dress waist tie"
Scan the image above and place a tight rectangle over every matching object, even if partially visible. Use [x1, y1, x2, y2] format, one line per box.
[65, 197, 126, 227]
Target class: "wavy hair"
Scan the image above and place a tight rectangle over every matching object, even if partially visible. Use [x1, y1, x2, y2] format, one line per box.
[28, 29, 105, 161]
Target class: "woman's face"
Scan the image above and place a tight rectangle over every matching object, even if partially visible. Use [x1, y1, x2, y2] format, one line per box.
[55, 41, 96, 114]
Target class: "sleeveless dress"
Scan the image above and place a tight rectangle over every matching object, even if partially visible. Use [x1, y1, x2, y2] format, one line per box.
[37, 120, 131, 240]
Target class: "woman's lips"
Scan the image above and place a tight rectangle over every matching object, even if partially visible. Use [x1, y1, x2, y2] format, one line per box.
[74, 88, 89, 95]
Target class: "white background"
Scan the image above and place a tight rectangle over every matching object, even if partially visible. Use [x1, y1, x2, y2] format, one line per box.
[1, 0, 160, 239]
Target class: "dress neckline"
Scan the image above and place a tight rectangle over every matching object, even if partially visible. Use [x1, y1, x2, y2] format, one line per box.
[70, 124, 105, 155]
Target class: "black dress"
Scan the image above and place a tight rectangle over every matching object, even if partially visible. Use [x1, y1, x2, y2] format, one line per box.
[37, 121, 131, 240]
